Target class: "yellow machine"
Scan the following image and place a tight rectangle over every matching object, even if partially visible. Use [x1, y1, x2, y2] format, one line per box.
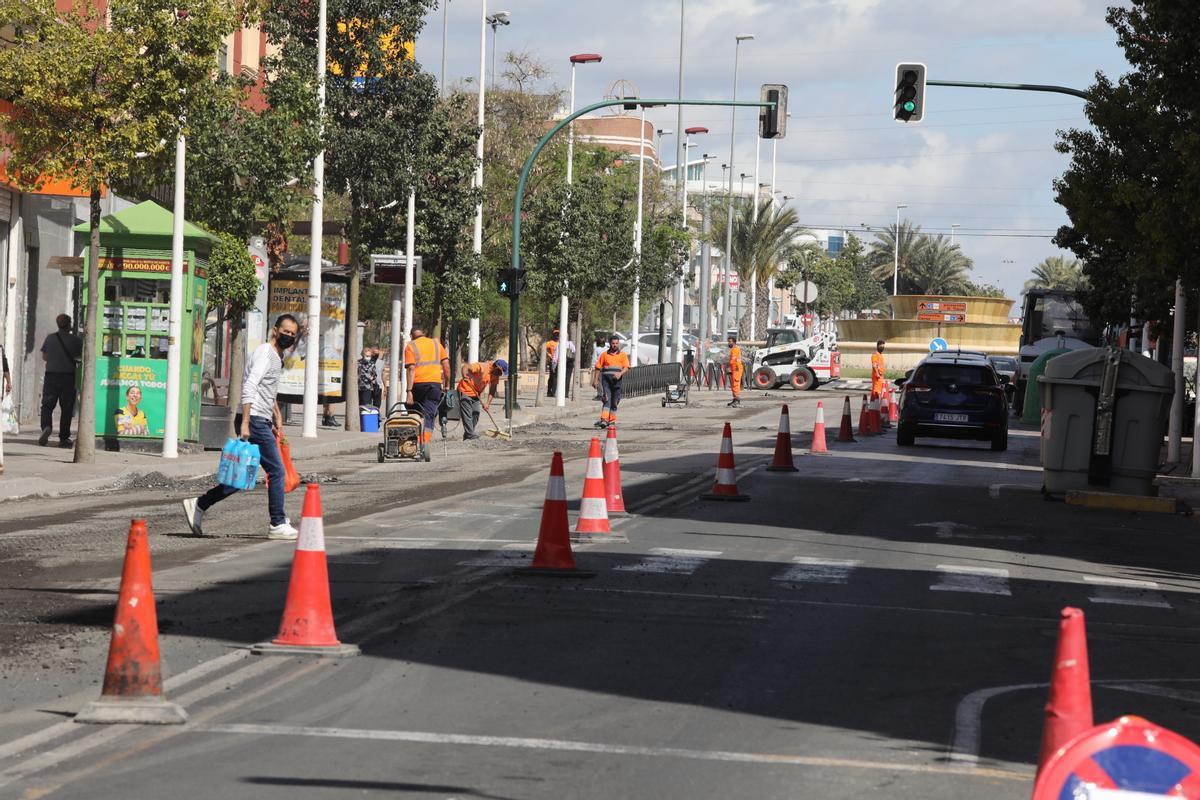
[377, 403, 429, 463]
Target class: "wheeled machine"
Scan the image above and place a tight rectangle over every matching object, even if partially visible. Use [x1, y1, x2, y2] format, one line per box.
[377, 403, 430, 463]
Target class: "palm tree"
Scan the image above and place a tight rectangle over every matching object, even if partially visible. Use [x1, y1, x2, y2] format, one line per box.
[907, 235, 973, 295]
[1024, 256, 1086, 293]
[713, 198, 814, 338]
[866, 220, 927, 294]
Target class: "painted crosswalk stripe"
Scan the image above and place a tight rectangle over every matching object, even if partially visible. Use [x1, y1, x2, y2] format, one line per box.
[1083, 575, 1172, 609]
[772, 557, 862, 585]
[931, 565, 1012, 596]
[614, 548, 721, 575]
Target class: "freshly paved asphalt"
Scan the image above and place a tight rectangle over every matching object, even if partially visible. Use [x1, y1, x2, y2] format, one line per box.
[4, 394, 1200, 799]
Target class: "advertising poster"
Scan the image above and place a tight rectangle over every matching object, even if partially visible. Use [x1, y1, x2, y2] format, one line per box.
[97, 360, 167, 438]
[268, 277, 346, 401]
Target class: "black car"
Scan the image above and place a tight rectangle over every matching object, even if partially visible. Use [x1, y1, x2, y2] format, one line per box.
[895, 354, 1010, 451]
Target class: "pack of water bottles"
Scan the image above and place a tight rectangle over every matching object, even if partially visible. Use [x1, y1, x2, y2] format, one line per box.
[217, 437, 261, 491]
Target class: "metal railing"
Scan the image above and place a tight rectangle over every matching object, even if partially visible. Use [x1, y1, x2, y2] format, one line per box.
[623, 363, 684, 399]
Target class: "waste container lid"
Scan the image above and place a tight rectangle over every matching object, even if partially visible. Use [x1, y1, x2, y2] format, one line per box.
[1042, 346, 1173, 391]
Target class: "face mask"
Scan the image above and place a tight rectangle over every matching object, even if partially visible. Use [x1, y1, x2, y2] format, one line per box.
[276, 332, 297, 350]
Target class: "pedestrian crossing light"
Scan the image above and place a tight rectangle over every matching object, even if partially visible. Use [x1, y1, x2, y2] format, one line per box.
[496, 267, 525, 298]
[894, 63, 926, 123]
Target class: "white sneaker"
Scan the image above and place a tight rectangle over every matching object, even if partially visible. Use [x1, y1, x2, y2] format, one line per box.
[181, 498, 204, 537]
[267, 522, 299, 541]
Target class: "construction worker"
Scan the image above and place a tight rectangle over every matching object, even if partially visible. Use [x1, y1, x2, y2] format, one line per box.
[871, 339, 887, 399]
[726, 335, 743, 408]
[545, 329, 559, 396]
[456, 359, 508, 440]
[404, 326, 450, 446]
[592, 334, 630, 429]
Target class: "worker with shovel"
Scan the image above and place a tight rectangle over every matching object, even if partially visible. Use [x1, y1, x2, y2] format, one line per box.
[457, 359, 508, 440]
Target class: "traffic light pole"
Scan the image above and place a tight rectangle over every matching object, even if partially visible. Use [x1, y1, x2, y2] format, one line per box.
[927, 79, 1088, 100]
[504, 96, 775, 419]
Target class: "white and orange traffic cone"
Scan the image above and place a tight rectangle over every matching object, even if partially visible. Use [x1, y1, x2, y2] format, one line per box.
[887, 385, 900, 424]
[75, 520, 187, 724]
[252, 484, 360, 657]
[810, 401, 829, 454]
[766, 405, 798, 472]
[518, 452, 594, 577]
[575, 438, 611, 535]
[879, 391, 892, 430]
[603, 425, 627, 514]
[868, 397, 882, 435]
[836, 396, 857, 443]
[702, 422, 750, 501]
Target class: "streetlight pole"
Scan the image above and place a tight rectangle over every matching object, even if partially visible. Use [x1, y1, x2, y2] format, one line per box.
[951, 222, 960, 246]
[162, 128, 186, 458]
[631, 104, 648, 368]
[467, 1, 489, 364]
[719, 162, 728, 335]
[486, 11, 510, 88]
[559, 52, 602, 406]
[670, 0, 686, 364]
[672, 128, 705, 363]
[723, 33, 754, 337]
[750, 125, 761, 339]
[698, 154, 713, 370]
[892, 203, 907, 319]
[302, 0, 328, 438]
[440, 0, 450, 96]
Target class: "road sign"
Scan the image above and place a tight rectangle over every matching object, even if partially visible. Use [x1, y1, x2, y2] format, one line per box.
[368, 253, 423, 286]
[918, 312, 967, 323]
[1033, 716, 1200, 800]
[727, 271, 740, 290]
[929, 338, 949, 352]
[794, 280, 819, 304]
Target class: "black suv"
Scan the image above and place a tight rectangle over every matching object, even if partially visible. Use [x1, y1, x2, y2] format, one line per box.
[895, 353, 1009, 451]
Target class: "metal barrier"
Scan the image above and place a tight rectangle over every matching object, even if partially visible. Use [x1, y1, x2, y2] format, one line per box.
[623, 362, 684, 399]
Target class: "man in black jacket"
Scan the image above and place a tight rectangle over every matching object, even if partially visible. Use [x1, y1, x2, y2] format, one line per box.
[39, 314, 82, 448]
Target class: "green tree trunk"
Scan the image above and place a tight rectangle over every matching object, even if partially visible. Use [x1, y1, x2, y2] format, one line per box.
[226, 311, 245, 439]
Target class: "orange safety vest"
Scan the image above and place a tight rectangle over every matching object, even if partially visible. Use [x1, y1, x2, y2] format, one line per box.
[405, 337, 447, 385]
[457, 361, 496, 398]
[594, 350, 630, 378]
[870, 351, 886, 393]
[729, 345, 744, 374]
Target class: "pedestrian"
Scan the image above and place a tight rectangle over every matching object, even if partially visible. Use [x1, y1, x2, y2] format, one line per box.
[456, 359, 508, 440]
[371, 348, 384, 408]
[1, 343, 10, 398]
[404, 326, 450, 446]
[545, 329, 559, 397]
[592, 334, 630, 429]
[38, 313, 82, 448]
[181, 314, 301, 540]
[726, 335, 744, 408]
[356, 346, 378, 409]
[871, 339, 887, 399]
[562, 333, 577, 390]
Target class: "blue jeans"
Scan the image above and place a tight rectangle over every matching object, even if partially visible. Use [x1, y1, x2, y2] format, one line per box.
[197, 416, 286, 526]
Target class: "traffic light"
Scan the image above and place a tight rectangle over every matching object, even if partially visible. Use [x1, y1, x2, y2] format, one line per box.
[496, 267, 526, 298]
[894, 63, 926, 123]
[759, 84, 788, 139]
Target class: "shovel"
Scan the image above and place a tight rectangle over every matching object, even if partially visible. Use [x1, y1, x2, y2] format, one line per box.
[481, 405, 512, 440]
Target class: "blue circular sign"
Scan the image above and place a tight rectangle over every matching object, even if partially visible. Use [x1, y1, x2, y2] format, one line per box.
[929, 338, 949, 353]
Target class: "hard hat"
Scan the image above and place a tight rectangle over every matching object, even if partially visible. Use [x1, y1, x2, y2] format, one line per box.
[494, 359, 509, 375]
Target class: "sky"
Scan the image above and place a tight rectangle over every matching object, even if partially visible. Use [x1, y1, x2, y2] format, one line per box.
[415, 0, 1133, 298]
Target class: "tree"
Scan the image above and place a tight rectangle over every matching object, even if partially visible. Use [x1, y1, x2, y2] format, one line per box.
[784, 234, 885, 318]
[1023, 256, 1087, 293]
[907, 235, 973, 295]
[207, 232, 260, 431]
[866, 221, 927, 295]
[0, 0, 242, 462]
[1054, 1, 1200, 326]
[963, 281, 1007, 299]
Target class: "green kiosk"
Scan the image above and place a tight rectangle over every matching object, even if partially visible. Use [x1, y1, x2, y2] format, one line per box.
[76, 200, 213, 451]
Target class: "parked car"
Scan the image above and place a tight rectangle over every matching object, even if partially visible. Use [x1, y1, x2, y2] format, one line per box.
[895, 352, 1011, 451]
[987, 355, 1019, 384]
[629, 332, 700, 365]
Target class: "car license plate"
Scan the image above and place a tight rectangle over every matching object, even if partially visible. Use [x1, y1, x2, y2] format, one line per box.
[934, 413, 969, 423]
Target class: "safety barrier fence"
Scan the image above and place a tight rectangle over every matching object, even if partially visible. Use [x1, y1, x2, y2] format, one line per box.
[623, 363, 685, 399]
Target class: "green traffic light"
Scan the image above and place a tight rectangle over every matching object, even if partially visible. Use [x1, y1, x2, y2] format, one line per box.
[903, 101, 916, 113]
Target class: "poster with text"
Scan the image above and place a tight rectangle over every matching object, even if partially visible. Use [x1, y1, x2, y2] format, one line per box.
[268, 278, 346, 401]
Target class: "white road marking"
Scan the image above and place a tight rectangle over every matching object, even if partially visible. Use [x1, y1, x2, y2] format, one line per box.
[915, 521, 975, 539]
[772, 557, 861, 585]
[930, 565, 1012, 596]
[457, 542, 535, 567]
[1083, 575, 1172, 608]
[189, 722, 1027, 781]
[614, 548, 721, 575]
[827, 450, 1040, 472]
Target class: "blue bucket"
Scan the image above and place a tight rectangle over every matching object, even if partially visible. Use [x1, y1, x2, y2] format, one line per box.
[360, 406, 380, 433]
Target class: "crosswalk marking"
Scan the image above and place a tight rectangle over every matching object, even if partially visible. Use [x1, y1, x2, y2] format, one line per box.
[772, 557, 862, 585]
[614, 548, 721, 575]
[1083, 575, 1172, 609]
[930, 565, 1012, 596]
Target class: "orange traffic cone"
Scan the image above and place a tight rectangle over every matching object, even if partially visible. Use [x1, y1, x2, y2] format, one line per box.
[766, 404, 798, 472]
[810, 401, 829, 454]
[253, 484, 360, 657]
[575, 438, 611, 535]
[868, 397, 882, 435]
[887, 385, 899, 424]
[603, 425, 627, 514]
[75, 520, 187, 724]
[702, 422, 750, 501]
[879, 391, 892, 430]
[1037, 607, 1093, 775]
[518, 452, 594, 577]
[837, 396, 857, 443]
[858, 395, 869, 436]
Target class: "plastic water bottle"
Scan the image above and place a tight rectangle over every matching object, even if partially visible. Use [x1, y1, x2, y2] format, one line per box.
[218, 437, 237, 485]
[243, 442, 261, 491]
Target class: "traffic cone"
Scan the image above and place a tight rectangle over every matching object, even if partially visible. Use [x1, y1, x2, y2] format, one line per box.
[810, 401, 829, 454]
[766, 404, 798, 472]
[75, 520, 187, 724]
[879, 391, 892, 430]
[603, 425, 627, 514]
[887, 385, 899, 424]
[1037, 607, 1093, 775]
[575, 438, 611, 535]
[702, 422, 750, 501]
[837, 396, 857, 443]
[252, 483, 360, 657]
[518, 452, 594, 577]
[868, 397, 882, 435]
[858, 395, 869, 436]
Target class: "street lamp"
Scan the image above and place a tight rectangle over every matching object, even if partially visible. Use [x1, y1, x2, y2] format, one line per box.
[722, 33, 754, 337]
[893, 203, 907, 318]
[557, 51, 603, 406]
[440, 0, 450, 96]
[302, 0, 329, 438]
[951, 222, 960, 246]
[485, 11, 510, 88]
[631, 103, 651, 367]
[698, 153, 715, 363]
[672, 125, 707, 363]
[467, 1, 494, 364]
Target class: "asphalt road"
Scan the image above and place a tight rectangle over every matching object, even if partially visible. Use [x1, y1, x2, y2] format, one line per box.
[3, 392, 1200, 799]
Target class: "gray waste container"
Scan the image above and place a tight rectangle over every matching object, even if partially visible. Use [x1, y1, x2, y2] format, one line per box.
[1039, 347, 1173, 496]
